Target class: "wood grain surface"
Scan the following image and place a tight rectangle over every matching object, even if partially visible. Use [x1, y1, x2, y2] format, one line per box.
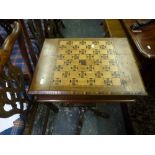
[29, 38, 146, 102]
[122, 19, 155, 58]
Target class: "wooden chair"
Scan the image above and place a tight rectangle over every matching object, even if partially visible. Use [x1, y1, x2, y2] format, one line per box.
[42, 19, 65, 38]
[0, 20, 63, 134]
[0, 19, 65, 81]
[0, 21, 31, 134]
[18, 19, 63, 69]
[0, 19, 34, 80]
[18, 19, 65, 77]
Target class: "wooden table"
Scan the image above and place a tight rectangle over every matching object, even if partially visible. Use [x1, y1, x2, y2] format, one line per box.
[121, 20, 155, 89]
[28, 38, 146, 103]
[122, 19, 155, 59]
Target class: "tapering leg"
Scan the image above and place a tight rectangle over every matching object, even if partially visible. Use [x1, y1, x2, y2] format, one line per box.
[89, 107, 110, 118]
[76, 107, 86, 135]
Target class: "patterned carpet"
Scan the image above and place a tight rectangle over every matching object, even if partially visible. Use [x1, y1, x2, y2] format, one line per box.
[127, 87, 155, 134]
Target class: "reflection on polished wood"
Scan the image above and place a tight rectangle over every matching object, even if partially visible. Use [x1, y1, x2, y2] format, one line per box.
[122, 19, 155, 58]
[29, 38, 147, 103]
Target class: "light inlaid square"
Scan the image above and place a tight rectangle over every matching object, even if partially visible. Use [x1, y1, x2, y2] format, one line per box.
[79, 54, 87, 59]
[103, 71, 112, 78]
[95, 78, 104, 85]
[56, 60, 64, 65]
[112, 78, 121, 86]
[110, 66, 118, 72]
[108, 54, 115, 59]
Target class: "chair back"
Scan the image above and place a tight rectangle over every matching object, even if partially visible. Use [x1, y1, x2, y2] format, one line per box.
[0, 20, 35, 79]
[0, 22, 30, 118]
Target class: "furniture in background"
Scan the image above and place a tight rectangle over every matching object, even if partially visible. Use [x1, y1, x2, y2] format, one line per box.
[44, 19, 65, 38]
[121, 19, 155, 90]
[102, 19, 126, 37]
[121, 19, 155, 59]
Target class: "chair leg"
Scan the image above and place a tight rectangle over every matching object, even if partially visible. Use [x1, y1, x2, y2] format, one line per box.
[58, 20, 66, 29]
[54, 20, 64, 38]
[45, 103, 59, 113]
[88, 107, 110, 118]
[76, 107, 86, 135]
[24, 102, 38, 134]
[42, 108, 50, 135]
[41, 103, 59, 134]
[76, 106, 110, 135]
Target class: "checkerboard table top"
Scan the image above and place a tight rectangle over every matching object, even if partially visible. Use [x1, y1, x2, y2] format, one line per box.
[29, 38, 146, 96]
